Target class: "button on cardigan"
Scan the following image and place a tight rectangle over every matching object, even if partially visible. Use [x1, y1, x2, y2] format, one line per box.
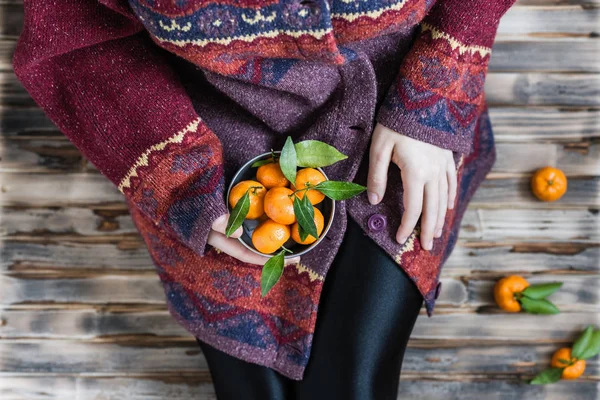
[13, 0, 516, 380]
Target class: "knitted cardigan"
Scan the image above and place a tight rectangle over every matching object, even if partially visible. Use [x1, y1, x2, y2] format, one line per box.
[14, 0, 515, 380]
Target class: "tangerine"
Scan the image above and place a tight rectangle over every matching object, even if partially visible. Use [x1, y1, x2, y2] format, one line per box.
[493, 275, 530, 313]
[530, 166, 568, 202]
[291, 207, 325, 245]
[252, 219, 291, 254]
[294, 168, 326, 205]
[264, 187, 296, 225]
[551, 347, 586, 380]
[229, 180, 266, 219]
[257, 162, 289, 189]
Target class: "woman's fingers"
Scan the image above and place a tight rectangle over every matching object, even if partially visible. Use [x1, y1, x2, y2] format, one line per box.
[434, 177, 448, 238]
[208, 231, 265, 265]
[211, 214, 243, 238]
[396, 171, 424, 244]
[447, 156, 458, 210]
[367, 133, 392, 205]
[208, 231, 301, 265]
[420, 180, 438, 250]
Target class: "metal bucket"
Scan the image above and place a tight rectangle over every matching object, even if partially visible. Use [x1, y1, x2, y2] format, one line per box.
[226, 151, 335, 259]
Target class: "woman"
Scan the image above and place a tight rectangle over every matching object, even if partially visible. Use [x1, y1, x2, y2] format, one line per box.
[14, 0, 515, 398]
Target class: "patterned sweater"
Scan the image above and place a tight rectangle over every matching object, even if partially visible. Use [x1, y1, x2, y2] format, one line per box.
[14, 0, 515, 380]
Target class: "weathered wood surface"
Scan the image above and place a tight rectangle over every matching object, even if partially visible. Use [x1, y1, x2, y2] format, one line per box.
[0, 340, 598, 376]
[2, 239, 599, 279]
[1, 377, 598, 400]
[1, 1, 599, 399]
[2, 274, 597, 310]
[2, 308, 599, 340]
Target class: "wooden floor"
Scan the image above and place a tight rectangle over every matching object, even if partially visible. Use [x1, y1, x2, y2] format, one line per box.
[1, 0, 599, 399]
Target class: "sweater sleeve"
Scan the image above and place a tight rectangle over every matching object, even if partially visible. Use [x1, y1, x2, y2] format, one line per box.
[13, 0, 227, 256]
[376, 0, 516, 155]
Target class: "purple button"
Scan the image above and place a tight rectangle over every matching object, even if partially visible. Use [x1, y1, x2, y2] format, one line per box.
[367, 214, 387, 233]
[434, 282, 442, 300]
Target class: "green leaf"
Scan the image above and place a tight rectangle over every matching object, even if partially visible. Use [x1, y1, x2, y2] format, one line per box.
[522, 282, 563, 300]
[298, 222, 309, 242]
[579, 329, 600, 360]
[251, 158, 273, 168]
[293, 195, 317, 240]
[314, 180, 367, 200]
[295, 140, 348, 168]
[572, 325, 595, 359]
[226, 189, 250, 237]
[519, 296, 560, 315]
[530, 367, 564, 385]
[279, 137, 297, 185]
[261, 250, 285, 297]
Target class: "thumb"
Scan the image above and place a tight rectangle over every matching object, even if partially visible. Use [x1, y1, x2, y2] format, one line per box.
[211, 214, 243, 238]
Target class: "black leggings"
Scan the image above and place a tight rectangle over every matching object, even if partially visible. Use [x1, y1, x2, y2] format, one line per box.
[197, 218, 424, 400]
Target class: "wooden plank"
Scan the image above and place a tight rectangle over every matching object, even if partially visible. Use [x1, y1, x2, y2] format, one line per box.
[59, 378, 216, 400]
[0, 340, 597, 376]
[0, 105, 59, 138]
[2, 307, 598, 341]
[0, 107, 60, 138]
[1, 376, 598, 400]
[435, 275, 600, 310]
[497, 6, 600, 38]
[0, 207, 136, 236]
[490, 40, 600, 73]
[0, 341, 208, 373]
[0, 309, 188, 339]
[489, 108, 600, 142]
[2, 173, 598, 207]
[470, 176, 600, 208]
[463, 275, 600, 311]
[398, 380, 600, 400]
[0, 71, 32, 107]
[494, 142, 600, 175]
[413, 312, 600, 341]
[0, 39, 15, 71]
[0, 241, 152, 272]
[0, 173, 123, 206]
[459, 208, 600, 242]
[485, 73, 600, 106]
[1, 274, 597, 310]
[517, 0, 600, 5]
[0, 138, 85, 172]
[0, 3, 23, 39]
[0, 376, 78, 400]
[443, 243, 600, 275]
[0, 275, 164, 305]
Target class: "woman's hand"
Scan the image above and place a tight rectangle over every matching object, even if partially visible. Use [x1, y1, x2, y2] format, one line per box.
[367, 123, 458, 250]
[208, 215, 301, 265]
